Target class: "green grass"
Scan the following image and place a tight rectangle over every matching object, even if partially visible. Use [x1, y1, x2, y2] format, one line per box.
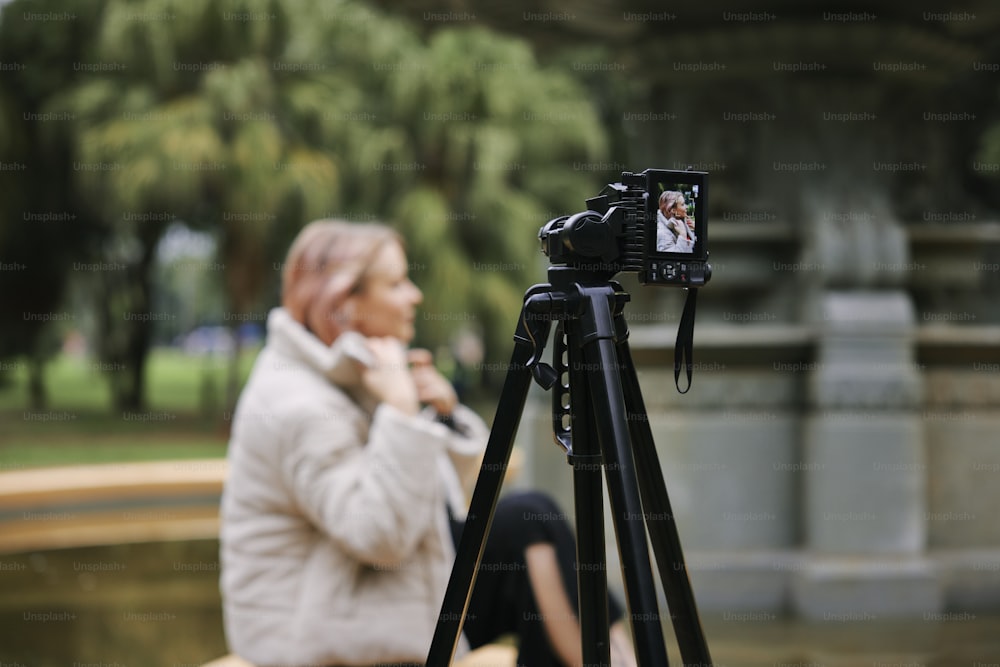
[0, 346, 260, 469]
[0, 439, 228, 469]
[0, 347, 259, 412]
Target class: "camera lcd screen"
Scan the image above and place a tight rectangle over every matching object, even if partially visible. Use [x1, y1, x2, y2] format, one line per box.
[645, 170, 707, 260]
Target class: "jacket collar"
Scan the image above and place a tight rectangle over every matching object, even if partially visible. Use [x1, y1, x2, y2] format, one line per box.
[266, 307, 375, 389]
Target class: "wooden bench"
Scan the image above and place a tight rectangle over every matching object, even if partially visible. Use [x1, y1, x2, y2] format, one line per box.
[0, 459, 519, 667]
[201, 643, 517, 667]
[0, 459, 227, 554]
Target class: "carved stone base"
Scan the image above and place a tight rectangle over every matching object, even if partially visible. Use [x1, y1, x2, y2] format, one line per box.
[791, 556, 943, 619]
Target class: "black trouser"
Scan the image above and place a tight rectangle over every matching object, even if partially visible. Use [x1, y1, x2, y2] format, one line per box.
[450, 491, 625, 667]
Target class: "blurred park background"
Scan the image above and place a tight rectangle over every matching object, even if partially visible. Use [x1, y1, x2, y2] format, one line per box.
[3, 0, 1000, 665]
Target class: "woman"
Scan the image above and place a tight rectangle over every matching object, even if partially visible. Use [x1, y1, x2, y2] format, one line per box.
[656, 190, 696, 253]
[220, 220, 634, 667]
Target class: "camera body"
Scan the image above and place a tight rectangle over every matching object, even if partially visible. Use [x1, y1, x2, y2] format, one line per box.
[539, 168, 710, 287]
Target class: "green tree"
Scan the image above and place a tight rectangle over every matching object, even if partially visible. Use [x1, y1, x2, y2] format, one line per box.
[2, 0, 611, 412]
[286, 0, 610, 374]
[0, 0, 108, 409]
[41, 0, 339, 408]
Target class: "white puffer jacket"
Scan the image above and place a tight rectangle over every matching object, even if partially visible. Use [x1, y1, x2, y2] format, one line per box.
[220, 308, 488, 667]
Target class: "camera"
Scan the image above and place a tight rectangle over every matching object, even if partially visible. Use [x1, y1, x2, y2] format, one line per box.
[539, 168, 711, 287]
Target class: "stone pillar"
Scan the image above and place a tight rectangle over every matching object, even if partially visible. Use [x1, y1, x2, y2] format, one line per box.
[794, 290, 942, 618]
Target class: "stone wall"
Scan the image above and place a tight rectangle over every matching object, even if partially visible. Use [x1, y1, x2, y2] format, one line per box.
[513, 221, 1000, 619]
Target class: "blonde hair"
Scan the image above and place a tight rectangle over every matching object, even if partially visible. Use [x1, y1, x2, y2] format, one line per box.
[659, 190, 685, 217]
[281, 219, 401, 325]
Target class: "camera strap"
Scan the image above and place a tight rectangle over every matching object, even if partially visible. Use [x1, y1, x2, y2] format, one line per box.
[674, 288, 698, 393]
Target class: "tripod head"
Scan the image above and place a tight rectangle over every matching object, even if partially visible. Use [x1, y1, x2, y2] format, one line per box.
[519, 267, 631, 395]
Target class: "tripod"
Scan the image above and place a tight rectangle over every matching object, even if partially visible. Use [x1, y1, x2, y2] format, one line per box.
[426, 266, 712, 667]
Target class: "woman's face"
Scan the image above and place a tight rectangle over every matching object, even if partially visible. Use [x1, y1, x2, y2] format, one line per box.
[671, 197, 687, 218]
[659, 196, 686, 219]
[339, 240, 423, 344]
[306, 240, 423, 346]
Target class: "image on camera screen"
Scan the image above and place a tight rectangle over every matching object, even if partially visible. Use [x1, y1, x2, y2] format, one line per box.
[646, 171, 705, 259]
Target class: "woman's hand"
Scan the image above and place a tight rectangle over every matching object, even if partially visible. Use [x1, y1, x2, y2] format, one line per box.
[360, 341, 457, 417]
[674, 217, 693, 242]
[360, 337, 420, 415]
[408, 348, 458, 416]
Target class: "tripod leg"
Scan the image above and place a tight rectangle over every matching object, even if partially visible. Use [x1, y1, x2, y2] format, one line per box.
[426, 338, 535, 666]
[560, 322, 612, 667]
[576, 289, 669, 667]
[617, 340, 713, 667]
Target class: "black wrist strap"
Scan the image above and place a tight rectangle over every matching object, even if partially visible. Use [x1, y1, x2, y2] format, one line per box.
[674, 288, 698, 394]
